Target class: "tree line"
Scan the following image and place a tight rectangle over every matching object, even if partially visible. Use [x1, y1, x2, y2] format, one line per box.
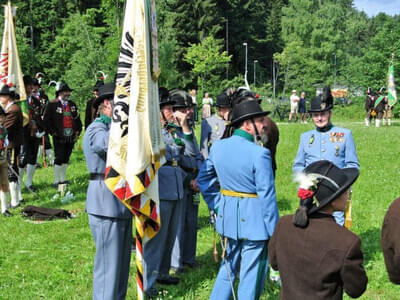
[1, 0, 399, 107]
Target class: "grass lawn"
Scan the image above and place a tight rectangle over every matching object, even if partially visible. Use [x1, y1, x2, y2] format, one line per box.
[0, 117, 399, 299]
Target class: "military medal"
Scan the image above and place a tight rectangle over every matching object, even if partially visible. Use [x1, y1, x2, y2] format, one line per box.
[309, 134, 314, 147]
[335, 144, 340, 156]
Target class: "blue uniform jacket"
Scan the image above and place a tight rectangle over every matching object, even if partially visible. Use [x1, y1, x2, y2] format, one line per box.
[84, 117, 132, 219]
[293, 125, 360, 173]
[197, 130, 279, 241]
[158, 126, 197, 201]
[200, 114, 227, 159]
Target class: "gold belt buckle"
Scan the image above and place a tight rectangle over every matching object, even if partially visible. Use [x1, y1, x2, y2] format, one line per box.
[172, 159, 178, 167]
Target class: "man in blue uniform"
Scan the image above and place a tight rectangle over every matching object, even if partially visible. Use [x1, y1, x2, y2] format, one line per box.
[169, 90, 204, 273]
[143, 88, 197, 297]
[83, 83, 133, 300]
[293, 86, 359, 226]
[200, 92, 231, 159]
[197, 98, 279, 300]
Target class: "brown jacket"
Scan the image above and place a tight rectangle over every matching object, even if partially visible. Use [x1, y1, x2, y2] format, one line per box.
[382, 197, 400, 284]
[4, 102, 23, 148]
[269, 214, 367, 299]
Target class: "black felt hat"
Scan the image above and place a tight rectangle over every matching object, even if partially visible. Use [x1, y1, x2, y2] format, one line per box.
[302, 160, 359, 215]
[170, 90, 188, 109]
[216, 93, 231, 108]
[230, 100, 270, 126]
[159, 87, 175, 107]
[92, 82, 115, 110]
[0, 85, 15, 97]
[308, 86, 333, 113]
[56, 83, 73, 96]
[93, 80, 104, 91]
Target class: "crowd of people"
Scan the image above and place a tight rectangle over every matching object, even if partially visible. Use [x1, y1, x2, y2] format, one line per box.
[0, 75, 82, 217]
[1, 78, 399, 299]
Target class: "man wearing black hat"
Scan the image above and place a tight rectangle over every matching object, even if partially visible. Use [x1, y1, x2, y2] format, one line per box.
[293, 86, 359, 226]
[85, 80, 104, 129]
[200, 92, 231, 159]
[19, 75, 46, 190]
[43, 82, 82, 188]
[169, 90, 204, 273]
[0, 85, 23, 209]
[143, 87, 197, 297]
[269, 160, 367, 299]
[197, 98, 279, 299]
[83, 82, 133, 300]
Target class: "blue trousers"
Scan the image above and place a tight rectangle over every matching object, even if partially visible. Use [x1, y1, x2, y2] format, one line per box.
[182, 193, 199, 265]
[143, 200, 179, 292]
[171, 190, 199, 269]
[210, 238, 269, 300]
[88, 214, 132, 300]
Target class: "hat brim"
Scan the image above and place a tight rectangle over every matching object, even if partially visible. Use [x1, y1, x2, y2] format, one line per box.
[160, 100, 176, 107]
[230, 110, 271, 126]
[308, 167, 359, 215]
[93, 93, 114, 110]
[308, 104, 333, 113]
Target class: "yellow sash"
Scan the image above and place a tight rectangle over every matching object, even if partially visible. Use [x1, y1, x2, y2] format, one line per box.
[220, 189, 257, 198]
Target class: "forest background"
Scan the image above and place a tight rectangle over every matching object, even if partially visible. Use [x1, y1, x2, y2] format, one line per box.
[0, 0, 399, 111]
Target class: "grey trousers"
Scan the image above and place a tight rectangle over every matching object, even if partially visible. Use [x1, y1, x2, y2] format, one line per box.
[88, 214, 132, 300]
[143, 199, 179, 292]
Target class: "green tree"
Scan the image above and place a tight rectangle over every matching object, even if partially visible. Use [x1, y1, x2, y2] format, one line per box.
[184, 35, 231, 96]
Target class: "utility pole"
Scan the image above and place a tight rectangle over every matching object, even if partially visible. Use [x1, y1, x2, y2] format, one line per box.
[253, 60, 258, 86]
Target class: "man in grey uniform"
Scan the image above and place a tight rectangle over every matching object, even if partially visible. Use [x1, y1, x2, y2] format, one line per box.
[200, 92, 231, 159]
[170, 90, 204, 273]
[84, 83, 133, 300]
[143, 88, 197, 297]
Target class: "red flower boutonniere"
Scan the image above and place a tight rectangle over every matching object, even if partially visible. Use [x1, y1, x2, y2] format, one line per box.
[298, 188, 314, 200]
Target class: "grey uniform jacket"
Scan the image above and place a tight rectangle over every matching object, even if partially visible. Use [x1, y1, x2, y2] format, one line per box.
[83, 119, 132, 218]
[200, 114, 226, 159]
[158, 126, 197, 201]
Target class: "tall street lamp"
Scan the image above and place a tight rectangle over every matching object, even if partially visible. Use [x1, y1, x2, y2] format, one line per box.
[243, 42, 248, 83]
[253, 60, 258, 86]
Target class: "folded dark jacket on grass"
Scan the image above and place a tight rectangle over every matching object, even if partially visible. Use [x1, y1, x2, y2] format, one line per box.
[21, 205, 71, 221]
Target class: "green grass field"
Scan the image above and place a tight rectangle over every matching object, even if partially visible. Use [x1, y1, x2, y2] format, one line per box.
[0, 117, 399, 299]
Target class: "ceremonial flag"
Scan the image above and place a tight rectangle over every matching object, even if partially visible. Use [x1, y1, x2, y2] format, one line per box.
[388, 55, 397, 106]
[0, 1, 28, 125]
[104, 0, 164, 298]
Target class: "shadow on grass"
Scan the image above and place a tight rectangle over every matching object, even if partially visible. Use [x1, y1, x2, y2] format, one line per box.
[359, 227, 381, 265]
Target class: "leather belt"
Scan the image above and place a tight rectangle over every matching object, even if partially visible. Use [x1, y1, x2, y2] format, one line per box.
[89, 173, 105, 180]
[220, 189, 257, 198]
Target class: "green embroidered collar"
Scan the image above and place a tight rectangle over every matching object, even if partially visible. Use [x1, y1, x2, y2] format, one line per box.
[233, 129, 254, 142]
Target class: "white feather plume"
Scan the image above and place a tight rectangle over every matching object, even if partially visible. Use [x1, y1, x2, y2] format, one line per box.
[293, 172, 319, 189]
